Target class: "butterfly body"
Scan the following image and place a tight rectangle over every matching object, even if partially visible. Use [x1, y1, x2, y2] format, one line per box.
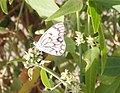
[34, 23, 66, 56]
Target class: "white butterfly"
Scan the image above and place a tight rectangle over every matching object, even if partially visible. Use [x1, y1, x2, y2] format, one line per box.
[34, 22, 66, 56]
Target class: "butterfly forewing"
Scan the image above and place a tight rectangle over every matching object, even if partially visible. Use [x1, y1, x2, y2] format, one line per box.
[34, 22, 66, 56]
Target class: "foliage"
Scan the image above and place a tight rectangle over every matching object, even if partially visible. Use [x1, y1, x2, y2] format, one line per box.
[0, 0, 120, 93]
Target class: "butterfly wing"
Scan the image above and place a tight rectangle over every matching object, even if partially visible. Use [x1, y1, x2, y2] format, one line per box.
[34, 22, 66, 56]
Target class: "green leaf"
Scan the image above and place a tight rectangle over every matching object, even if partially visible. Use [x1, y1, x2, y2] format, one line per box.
[11, 78, 21, 91]
[85, 47, 100, 71]
[100, 75, 116, 85]
[113, 46, 120, 56]
[99, 24, 107, 74]
[88, 2, 101, 32]
[71, 52, 80, 66]
[113, 5, 120, 13]
[38, 65, 65, 85]
[8, 58, 26, 64]
[103, 57, 120, 76]
[41, 69, 51, 89]
[85, 58, 98, 93]
[25, 0, 63, 21]
[85, 47, 100, 93]
[0, 0, 8, 14]
[65, 37, 76, 53]
[116, 84, 120, 93]
[89, 0, 120, 8]
[53, 56, 74, 72]
[46, 0, 83, 21]
[95, 77, 120, 93]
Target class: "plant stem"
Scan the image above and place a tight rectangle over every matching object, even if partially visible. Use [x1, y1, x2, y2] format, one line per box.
[87, 14, 91, 64]
[15, 0, 25, 31]
[88, 14, 91, 35]
[37, 64, 67, 86]
[76, 11, 83, 83]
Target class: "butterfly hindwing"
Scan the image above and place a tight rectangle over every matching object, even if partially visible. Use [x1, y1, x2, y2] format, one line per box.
[34, 23, 66, 56]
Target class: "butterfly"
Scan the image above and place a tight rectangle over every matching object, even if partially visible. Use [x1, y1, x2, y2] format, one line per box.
[34, 22, 66, 56]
